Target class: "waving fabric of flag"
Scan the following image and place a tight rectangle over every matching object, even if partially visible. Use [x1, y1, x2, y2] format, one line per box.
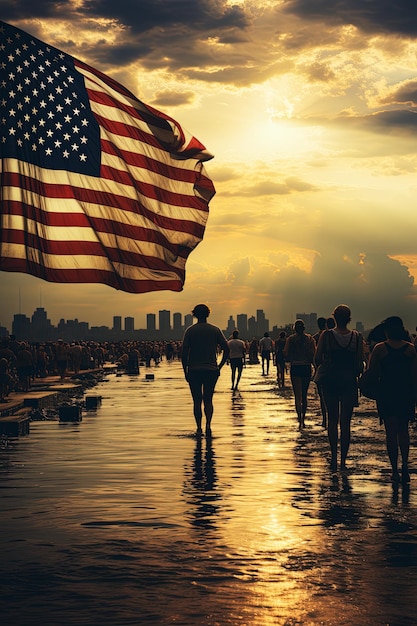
[0, 21, 215, 293]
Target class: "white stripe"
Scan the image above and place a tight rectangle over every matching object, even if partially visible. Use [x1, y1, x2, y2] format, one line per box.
[2, 158, 209, 226]
[2, 215, 192, 263]
[1, 242, 183, 280]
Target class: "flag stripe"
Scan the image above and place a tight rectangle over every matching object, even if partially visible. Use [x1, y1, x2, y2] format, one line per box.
[1, 258, 182, 292]
[2, 212, 191, 262]
[0, 21, 215, 293]
[2, 168, 208, 237]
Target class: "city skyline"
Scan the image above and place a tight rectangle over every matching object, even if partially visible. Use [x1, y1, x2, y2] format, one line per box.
[3, 305, 369, 344]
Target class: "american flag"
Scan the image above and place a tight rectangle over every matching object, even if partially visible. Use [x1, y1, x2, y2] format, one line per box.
[0, 21, 215, 293]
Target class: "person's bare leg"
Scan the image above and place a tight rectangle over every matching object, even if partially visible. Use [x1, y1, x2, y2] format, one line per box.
[189, 382, 203, 434]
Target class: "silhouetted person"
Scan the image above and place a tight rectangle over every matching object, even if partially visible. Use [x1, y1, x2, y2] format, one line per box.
[182, 304, 229, 437]
[227, 330, 246, 391]
[315, 304, 364, 471]
[284, 320, 315, 429]
[313, 316, 328, 428]
[274, 331, 287, 388]
[367, 316, 417, 484]
[259, 332, 274, 375]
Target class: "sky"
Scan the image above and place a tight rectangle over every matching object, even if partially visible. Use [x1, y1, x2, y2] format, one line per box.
[1, 0, 417, 333]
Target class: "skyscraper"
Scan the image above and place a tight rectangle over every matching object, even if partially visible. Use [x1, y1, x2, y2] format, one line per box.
[159, 310, 171, 333]
[147, 313, 156, 333]
[113, 316, 122, 332]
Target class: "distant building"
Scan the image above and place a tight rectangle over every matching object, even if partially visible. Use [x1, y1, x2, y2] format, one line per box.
[236, 313, 248, 336]
[12, 313, 31, 340]
[125, 317, 134, 332]
[159, 310, 171, 337]
[356, 321, 365, 333]
[147, 313, 156, 333]
[113, 316, 122, 332]
[173, 312, 182, 336]
[296, 312, 317, 335]
[184, 314, 193, 330]
[225, 315, 236, 337]
[31, 307, 53, 341]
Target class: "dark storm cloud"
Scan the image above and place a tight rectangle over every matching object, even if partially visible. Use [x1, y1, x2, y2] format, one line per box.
[386, 81, 417, 106]
[81, 0, 248, 35]
[342, 109, 417, 136]
[151, 90, 196, 107]
[285, 0, 417, 37]
[5, 0, 250, 70]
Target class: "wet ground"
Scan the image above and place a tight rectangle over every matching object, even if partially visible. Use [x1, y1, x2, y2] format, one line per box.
[1, 359, 417, 626]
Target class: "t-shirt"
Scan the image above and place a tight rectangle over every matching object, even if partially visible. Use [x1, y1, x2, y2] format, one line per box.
[182, 323, 228, 371]
[228, 338, 246, 359]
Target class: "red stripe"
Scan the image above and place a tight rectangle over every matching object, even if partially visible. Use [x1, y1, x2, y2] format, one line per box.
[2, 229, 188, 273]
[0, 258, 183, 293]
[100, 139, 197, 183]
[2, 172, 207, 236]
[2, 211, 191, 259]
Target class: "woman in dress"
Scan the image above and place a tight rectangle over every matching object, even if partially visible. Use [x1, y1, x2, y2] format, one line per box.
[367, 316, 417, 484]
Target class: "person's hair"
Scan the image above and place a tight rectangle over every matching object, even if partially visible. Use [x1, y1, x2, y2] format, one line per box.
[263, 332, 269, 337]
[383, 316, 408, 341]
[326, 317, 336, 329]
[192, 303, 210, 319]
[317, 317, 326, 330]
[294, 319, 305, 333]
[332, 304, 351, 325]
[232, 330, 239, 339]
[279, 331, 286, 338]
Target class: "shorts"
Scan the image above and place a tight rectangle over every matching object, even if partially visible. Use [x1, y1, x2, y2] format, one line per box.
[187, 369, 219, 387]
[230, 358, 244, 369]
[261, 350, 271, 360]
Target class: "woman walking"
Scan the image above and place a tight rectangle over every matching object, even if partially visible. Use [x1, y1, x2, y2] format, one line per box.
[314, 304, 364, 471]
[367, 316, 417, 484]
[284, 320, 315, 429]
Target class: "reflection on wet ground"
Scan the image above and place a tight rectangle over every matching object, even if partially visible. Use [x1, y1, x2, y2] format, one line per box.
[1, 360, 417, 625]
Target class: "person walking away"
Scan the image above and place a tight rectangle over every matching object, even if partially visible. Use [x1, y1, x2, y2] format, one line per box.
[274, 331, 287, 388]
[259, 332, 274, 375]
[284, 320, 315, 429]
[314, 304, 364, 471]
[227, 330, 246, 391]
[16, 342, 34, 392]
[182, 304, 230, 437]
[313, 316, 328, 428]
[55, 339, 69, 380]
[367, 316, 417, 485]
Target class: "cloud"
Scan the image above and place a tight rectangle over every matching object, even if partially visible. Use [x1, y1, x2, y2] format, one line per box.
[284, 0, 417, 37]
[151, 90, 196, 107]
[382, 80, 417, 106]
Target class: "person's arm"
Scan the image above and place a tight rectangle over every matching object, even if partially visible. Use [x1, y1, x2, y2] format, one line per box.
[217, 335, 230, 371]
[181, 335, 190, 378]
[314, 331, 326, 366]
[283, 336, 291, 361]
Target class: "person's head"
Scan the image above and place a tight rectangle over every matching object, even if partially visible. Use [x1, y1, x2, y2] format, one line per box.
[232, 330, 239, 339]
[192, 303, 210, 321]
[326, 316, 336, 329]
[294, 319, 305, 334]
[279, 331, 286, 339]
[317, 317, 326, 331]
[332, 304, 351, 327]
[263, 332, 269, 337]
[383, 316, 408, 341]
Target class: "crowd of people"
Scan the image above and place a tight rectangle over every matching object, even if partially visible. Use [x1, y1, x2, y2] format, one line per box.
[180, 303, 417, 487]
[1, 303, 417, 486]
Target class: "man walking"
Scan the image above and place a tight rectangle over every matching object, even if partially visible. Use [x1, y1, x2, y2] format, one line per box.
[182, 304, 229, 436]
